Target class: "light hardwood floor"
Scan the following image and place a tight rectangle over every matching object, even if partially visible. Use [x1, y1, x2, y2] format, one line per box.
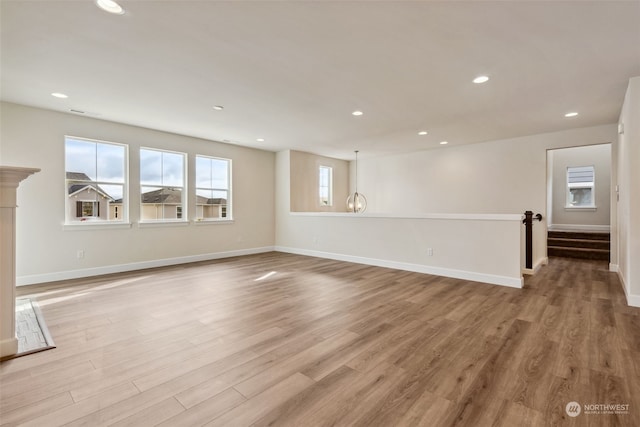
[1, 253, 638, 426]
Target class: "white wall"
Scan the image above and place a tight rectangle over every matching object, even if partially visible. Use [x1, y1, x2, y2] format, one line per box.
[617, 77, 640, 306]
[353, 124, 617, 269]
[548, 144, 611, 229]
[277, 151, 523, 287]
[0, 102, 275, 284]
[276, 125, 618, 289]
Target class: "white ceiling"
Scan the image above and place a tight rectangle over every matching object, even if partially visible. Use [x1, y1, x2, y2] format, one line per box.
[2, 1, 639, 160]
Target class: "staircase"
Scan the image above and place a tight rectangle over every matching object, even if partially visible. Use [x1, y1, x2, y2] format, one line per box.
[547, 230, 610, 261]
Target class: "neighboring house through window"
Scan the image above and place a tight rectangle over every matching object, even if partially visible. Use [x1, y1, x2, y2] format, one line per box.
[140, 148, 186, 221]
[567, 165, 595, 207]
[195, 155, 231, 220]
[319, 165, 332, 206]
[65, 136, 127, 223]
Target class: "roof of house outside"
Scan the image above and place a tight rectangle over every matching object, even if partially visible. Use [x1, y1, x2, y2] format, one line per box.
[112, 187, 226, 205]
[66, 172, 114, 201]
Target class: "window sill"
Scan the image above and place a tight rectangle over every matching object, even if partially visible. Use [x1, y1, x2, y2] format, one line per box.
[63, 222, 132, 231]
[565, 206, 597, 212]
[138, 220, 190, 228]
[193, 219, 235, 225]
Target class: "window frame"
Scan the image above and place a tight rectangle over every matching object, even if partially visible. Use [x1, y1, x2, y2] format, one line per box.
[64, 135, 129, 225]
[139, 147, 188, 223]
[194, 154, 232, 222]
[319, 165, 333, 207]
[566, 165, 596, 209]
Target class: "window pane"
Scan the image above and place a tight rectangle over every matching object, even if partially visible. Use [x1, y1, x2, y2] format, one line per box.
[569, 188, 592, 206]
[196, 156, 212, 187]
[196, 189, 227, 219]
[211, 158, 229, 188]
[162, 151, 184, 187]
[319, 166, 332, 206]
[97, 143, 125, 183]
[140, 186, 183, 220]
[140, 149, 162, 185]
[65, 138, 96, 180]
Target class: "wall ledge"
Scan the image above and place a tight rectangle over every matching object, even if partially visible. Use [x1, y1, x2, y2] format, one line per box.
[289, 212, 524, 221]
[16, 246, 275, 286]
[275, 246, 523, 289]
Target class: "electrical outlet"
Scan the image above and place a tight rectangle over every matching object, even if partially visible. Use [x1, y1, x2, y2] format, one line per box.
[77, 250, 84, 259]
[427, 248, 433, 256]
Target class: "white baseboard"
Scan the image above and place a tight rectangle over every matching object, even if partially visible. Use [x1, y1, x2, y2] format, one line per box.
[609, 263, 619, 272]
[617, 270, 640, 308]
[275, 246, 523, 289]
[548, 224, 610, 232]
[16, 246, 275, 286]
[0, 337, 18, 358]
[522, 257, 548, 276]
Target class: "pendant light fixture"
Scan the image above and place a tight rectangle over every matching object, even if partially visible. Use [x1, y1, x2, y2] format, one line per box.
[346, 150, 367, 213]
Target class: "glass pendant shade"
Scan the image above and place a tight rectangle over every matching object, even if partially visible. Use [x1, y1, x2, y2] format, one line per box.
[346, 150, 366, 213]
[346, 191, 367, 213]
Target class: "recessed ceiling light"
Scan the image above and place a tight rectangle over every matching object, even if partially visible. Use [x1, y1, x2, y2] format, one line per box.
[440, 141, 448, 145]
[51, 92, 68, 99]
[564, 112, 579, 118]
[256, 138, 265, 142]
[418, 131, 428, 136]
[473, 75, 490, 84]
[352, 110, 363, 116]
[213, 105, 224, 111]
[96, 0, 125, 15]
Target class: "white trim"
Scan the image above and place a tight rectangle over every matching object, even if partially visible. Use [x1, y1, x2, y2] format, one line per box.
[289, 212, 523, 221]
[63, 222, 132, 231]
[522, 257, 548, 275]
[138, 220, 189, 228]
[609, 263, 619, 272]
[274, 246, 523, 289]
[16, 246, 275, 286]
[548, 224, 610, 232]
[193, 219, 235, 225]
[0, 337, 18, 358]
[563, 206, 597, 211]
[617, 270, 640, 308]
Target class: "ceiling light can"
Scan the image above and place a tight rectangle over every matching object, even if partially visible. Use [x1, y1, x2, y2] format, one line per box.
[96, 0, 125, 15]
[473, 76, 490, 84]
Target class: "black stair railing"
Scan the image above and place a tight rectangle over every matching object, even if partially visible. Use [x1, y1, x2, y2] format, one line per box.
[523, 211, 543, 269]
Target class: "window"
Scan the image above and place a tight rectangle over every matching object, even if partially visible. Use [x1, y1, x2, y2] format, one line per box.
[195, 155, 231, 220]
[65, 136, 127, 223]
[79, 201, 99, 218]
[567, 165, 595, 207]
[319, 165, 332, 206]
[140, 148, 186, 221]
